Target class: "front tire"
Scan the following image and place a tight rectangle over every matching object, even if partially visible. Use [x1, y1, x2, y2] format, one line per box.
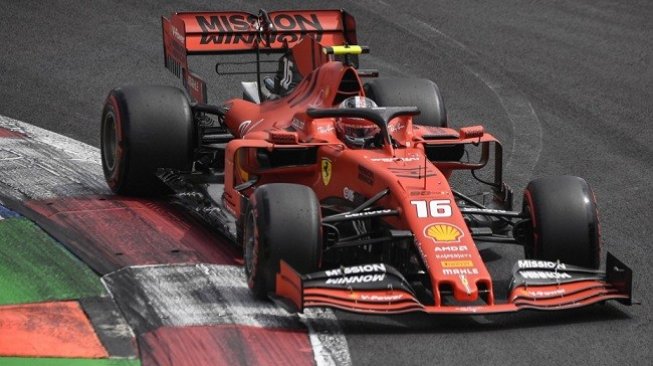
[244, 184, 322, 299]
[523, 176, 601, 268]
[101, 85, 194, 196]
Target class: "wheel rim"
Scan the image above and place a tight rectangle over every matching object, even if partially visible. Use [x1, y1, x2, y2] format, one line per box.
[102, 112, 117, 171]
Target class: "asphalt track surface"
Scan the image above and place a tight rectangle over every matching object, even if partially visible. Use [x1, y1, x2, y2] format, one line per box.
[1, 1, 651, 365]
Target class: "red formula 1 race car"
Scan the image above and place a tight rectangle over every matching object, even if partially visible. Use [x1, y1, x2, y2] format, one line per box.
[100, 9, 632, 315]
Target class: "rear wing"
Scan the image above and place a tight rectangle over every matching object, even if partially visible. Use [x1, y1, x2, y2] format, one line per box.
[162, 9, 357, 102]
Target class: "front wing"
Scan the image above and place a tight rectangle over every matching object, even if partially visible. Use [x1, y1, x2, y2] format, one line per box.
[274, 253, 632, 315]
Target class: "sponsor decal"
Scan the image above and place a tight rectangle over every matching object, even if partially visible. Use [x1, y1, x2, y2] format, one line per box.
[343, 209, 393, 219]
[186, 74, 201, 92]
[435, 253, 472, 259]
[443, 268, 479, 275]
[456, 306, 481, 313]
[325, 274, 385, 285]
[270, 14, 323, 32]
[291, 118, 305, 130]
[169, 40, 185, 57]
[325, 264, 386, 277]
[520, 288, 566, 298]
[170, 26, 185, 43]
[343, 187, 355, 202]
[388, 122, 406, 134]
[317, 125, 335, 134]
[370, 156, 419, 163]
[434, 245, 468, 252]
[197, 14, 257, 33]
[359, 294, 404, 302]
[517, 260, 567, 270]
[425, 223, 463, 242]
[343, 187, 365, 205]
[410, 190, 434, 196]
[519, 271, 572, 280]
[238, 118, 264, 136]
[321, 158, 332, 185]
[461, 207, 510, 215]
[357, 165, 374, 185]
[441, 260, 474, 268]
[411, 199, 452, 218]
[388, 166, 437, 179]
[238, 120, 251, 136]
[460, 275, 472, 295]
[196, 13, 324, 45]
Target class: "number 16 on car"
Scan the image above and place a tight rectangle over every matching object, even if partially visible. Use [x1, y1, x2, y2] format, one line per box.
[410, 199, 452, 218]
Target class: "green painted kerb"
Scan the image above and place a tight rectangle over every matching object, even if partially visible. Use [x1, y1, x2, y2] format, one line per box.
[0, 358, 140, 366]
[0, 218, 105, 305]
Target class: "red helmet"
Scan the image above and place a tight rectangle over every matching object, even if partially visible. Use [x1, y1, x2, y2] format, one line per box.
[335, 96, 380, 148]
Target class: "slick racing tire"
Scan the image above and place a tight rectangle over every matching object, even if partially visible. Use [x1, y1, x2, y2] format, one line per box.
[364, 78, 448, 127]
[523, 176, 601, 269]
[101, 85, 194, 196]
[244, 183, 322, 299]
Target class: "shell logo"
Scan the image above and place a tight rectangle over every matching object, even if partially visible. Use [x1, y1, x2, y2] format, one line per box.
[424, 223, 463, 242]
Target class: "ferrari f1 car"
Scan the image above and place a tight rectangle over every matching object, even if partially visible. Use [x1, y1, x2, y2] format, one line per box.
[100, 9, 632, 314]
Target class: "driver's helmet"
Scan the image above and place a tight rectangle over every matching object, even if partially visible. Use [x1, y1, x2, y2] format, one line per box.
[335, 96, 380, 148]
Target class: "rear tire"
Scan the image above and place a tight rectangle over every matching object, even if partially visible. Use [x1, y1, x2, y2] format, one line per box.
[523, 176, 601, 268]
[244, 183, 322, 299]
[101, 85, 194, 196]
[364, 78, 448, 127]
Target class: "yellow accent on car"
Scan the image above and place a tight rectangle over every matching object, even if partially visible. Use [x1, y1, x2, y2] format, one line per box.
[425, 224, 463, 242]
[235, 151, 249, 182]
[323, 45, 367, 55]
[321, 158, 332, 186]
[441, 260, 474, 268]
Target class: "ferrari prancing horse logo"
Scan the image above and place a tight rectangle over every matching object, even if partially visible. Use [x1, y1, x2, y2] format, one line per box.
[321, 158, 332, 185]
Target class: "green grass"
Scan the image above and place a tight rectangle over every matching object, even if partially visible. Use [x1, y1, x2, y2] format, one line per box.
[0, 218, 105, 305]
[0, 357, 140, 366]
